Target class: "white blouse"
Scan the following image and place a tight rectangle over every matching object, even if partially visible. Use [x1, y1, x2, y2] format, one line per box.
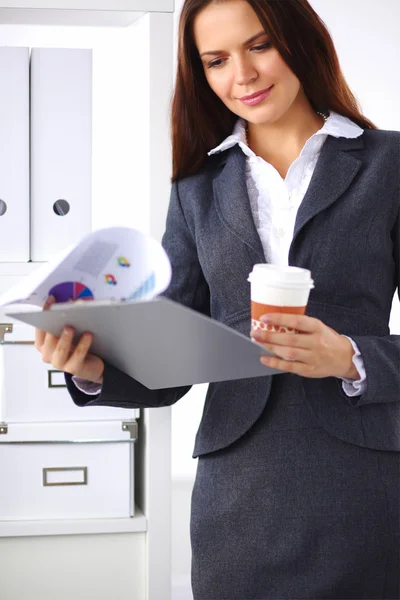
[208, 111, 366, 397]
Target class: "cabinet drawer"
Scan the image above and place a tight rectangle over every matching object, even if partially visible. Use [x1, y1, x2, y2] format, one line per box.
[0, 442, 134, 520]
[1, 342, 139, 423]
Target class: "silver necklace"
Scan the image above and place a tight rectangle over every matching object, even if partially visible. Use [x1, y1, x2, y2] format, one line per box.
[245, 110, 328, 145]
[317, 110, 328, 122]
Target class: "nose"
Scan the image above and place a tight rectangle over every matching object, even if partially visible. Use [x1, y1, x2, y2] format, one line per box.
[234, 56, 257, 86]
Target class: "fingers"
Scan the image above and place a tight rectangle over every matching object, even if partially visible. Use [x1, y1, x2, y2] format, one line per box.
[261, 354, 302, 373]
[43, 295, 56, 311]
[32, 294, 98, 380]
[259, 313, 319, 334]
[252, 329, 308, 349]
[39, 326, 74, 366]
[40, 333, 62, 363]
[35, 295, 56, 350]
[52, 330, 93, 376]
[261, 344, 311, 363]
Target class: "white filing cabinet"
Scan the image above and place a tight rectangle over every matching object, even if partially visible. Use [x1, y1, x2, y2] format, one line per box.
[0, 322, 138, 521]
[0, 3, 174, 599]
[0, 323, 140, 424]
[0, 442, 134, 520]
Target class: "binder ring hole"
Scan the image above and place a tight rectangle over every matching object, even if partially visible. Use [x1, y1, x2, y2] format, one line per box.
[53, 199, 70, 216]
[0, 200, 7, 216]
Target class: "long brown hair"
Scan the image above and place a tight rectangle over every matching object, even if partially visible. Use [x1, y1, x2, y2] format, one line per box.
[171, 0, 377, 181]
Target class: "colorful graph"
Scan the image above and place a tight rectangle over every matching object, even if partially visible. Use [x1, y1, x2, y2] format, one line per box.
[48, 282, 94, 303]
[128, 272, 156, 300]
[105, 274, 117, 286]
[117, 256, 131, 268]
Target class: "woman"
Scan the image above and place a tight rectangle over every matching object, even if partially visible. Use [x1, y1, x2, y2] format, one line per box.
[36, 0, 400, 598]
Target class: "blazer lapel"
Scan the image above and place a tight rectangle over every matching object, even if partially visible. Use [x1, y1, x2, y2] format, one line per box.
[213, 145, 265, 262]
[212, 135, 364, 265]
[290, 135, 364, 258]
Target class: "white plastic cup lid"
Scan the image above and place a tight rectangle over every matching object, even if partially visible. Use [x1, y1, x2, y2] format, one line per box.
[247, 264, 315, 290]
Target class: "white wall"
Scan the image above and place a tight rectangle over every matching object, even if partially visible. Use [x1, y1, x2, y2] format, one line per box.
[309, 0, 400, 131]
[170, 0, 400, 596]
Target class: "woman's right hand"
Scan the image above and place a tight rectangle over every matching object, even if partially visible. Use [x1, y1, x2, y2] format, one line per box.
[34, 295, 105, 385]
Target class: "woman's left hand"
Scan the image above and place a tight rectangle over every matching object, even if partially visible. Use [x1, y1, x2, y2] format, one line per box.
[251, 313, 360, 380]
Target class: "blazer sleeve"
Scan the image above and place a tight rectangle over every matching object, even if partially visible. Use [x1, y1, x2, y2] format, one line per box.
[338, 203, 400, 407]
[65, 180, 210, 409]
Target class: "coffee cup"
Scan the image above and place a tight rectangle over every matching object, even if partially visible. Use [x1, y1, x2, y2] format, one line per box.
[247, 264, 314, 334]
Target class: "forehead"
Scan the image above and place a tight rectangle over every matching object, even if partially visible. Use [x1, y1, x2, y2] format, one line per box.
[193, 0, 264, 51]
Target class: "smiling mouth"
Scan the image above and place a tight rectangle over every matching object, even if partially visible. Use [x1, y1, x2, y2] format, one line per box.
[239, 86, 274, 106]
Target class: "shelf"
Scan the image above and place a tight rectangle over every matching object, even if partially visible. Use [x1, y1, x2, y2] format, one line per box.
[0, 505, 147, 537]
[0, 0, 174, 26]
[0, 9, 174, 597]
[0, 420, 139, 443]
[0, 262, 43, 276]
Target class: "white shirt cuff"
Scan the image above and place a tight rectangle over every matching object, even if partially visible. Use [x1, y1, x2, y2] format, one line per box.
[340, 336, 367, 397]
[72, 375, 102, 396]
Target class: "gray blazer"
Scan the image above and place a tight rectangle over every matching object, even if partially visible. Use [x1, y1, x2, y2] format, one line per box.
[66, 129, 400, 455]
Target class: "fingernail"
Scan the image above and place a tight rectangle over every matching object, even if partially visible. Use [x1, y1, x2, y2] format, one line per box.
[260, 315, 271, 323]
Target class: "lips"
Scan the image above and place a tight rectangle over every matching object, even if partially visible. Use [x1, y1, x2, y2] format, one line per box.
[239, 86, 273, 106]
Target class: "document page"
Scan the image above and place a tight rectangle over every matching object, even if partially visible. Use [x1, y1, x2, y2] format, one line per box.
[0, 227, 171, 309]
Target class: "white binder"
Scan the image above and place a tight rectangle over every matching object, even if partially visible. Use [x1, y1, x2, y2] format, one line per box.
[30, 48, 93, 262]
[0, 47, 30, 262]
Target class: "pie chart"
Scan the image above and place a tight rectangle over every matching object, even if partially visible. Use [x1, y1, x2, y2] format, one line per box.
[48, 282, 95, 303]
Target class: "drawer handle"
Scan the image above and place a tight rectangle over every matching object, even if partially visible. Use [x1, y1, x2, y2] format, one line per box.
[43, 467, 88, 486]
[48, 370, 67, 388]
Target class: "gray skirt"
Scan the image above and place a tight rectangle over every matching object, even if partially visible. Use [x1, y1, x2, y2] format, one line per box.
[190, 374, 400, 600]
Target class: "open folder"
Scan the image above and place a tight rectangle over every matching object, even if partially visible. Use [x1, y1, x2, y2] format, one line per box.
[0, 226, 281, 389]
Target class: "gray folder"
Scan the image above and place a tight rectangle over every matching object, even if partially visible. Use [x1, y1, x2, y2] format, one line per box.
[7, 298, 282, 389]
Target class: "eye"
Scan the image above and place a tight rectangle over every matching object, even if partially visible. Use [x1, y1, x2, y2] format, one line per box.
[207, 57, 227, 69]
[251, 42, 272, 52]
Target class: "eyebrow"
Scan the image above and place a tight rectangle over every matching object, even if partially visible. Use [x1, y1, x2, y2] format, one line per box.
[199, 31, 267, 58]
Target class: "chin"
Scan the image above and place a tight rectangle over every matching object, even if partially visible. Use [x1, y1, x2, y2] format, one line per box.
[243, 110, 278, 126]
[247, 105, 295, 126]
[246, 115, 274, 125]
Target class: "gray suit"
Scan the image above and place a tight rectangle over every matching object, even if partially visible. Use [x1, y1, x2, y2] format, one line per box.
[66, 129, 400, 599]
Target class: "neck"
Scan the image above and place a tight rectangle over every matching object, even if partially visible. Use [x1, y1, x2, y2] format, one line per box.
[246, 103, 326, 167]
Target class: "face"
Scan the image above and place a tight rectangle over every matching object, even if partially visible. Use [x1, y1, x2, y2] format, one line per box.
[194, 0, 305, 125]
